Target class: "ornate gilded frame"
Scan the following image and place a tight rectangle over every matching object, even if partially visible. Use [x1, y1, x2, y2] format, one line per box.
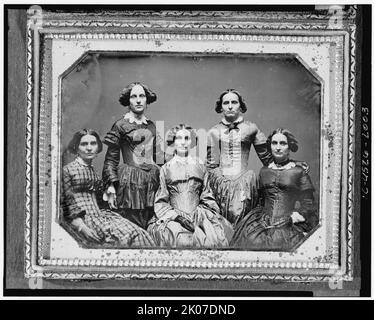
[24, 7, 359, 285]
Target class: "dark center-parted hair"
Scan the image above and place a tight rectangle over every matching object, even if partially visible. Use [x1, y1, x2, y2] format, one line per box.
[67, 129, 103, 154]
[215, 88, 247, 113]
[119, 82, 157, 107]
[166, 124, 198, 149]
[267, 128, 298, 153]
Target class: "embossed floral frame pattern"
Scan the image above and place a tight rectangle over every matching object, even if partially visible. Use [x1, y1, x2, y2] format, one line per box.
[25, 8, 357, 282]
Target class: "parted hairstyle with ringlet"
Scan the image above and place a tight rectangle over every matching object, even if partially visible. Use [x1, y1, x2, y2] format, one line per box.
[266, 128, 299, 153]
[67, 128, 103, 154]
[215, 88, 247, 113]
[166, 124, 198, 149]
[119, 82, 157, 107]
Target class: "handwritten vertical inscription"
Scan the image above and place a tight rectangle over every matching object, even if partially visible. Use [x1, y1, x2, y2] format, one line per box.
[361, 106, 370, 199]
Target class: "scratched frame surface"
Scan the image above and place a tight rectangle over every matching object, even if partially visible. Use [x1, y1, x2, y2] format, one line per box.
[24, 7, 359, 285]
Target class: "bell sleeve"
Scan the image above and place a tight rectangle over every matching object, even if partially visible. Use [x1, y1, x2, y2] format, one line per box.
[206, 128, 220, 170]
[252, 124, 273, 166]
[102, 123, 121, 190]
[294, 171, 319, 232]
[62, 166, 86, 221]
[154, 166, 179, 221]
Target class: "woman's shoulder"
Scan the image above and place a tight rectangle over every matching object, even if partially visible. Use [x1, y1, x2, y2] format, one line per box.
[63, 159, 77, 169]
[208, 122, 223, 132]
[63, 159, 81, 175]
[241, 120, 260, 132]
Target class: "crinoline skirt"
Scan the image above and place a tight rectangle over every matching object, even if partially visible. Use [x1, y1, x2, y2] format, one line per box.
[230, 206, 305, 251]
[147, 207, 229, 248]
[116, 163, 160, 210]
[207, 168, 258, 226]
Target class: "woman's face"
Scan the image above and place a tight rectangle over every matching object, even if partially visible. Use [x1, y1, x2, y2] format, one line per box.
[77, 134, 98, 162]
[271, 133, 290, 163]
[221, 92, 241, 122]
[129, 84, 147, 115]
[174, 128, 192, 156]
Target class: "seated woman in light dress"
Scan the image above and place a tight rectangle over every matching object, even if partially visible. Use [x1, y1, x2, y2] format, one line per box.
[147, 124, 230, 248]
[230, 128, 319, 251]
[61, 129, 155, 248]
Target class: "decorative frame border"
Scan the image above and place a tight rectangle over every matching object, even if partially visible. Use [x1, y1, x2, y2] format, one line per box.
[24, 7, 358, 283]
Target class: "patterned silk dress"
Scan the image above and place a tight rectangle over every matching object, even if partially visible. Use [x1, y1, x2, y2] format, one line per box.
[207, 117, 272, 226]
[230, 161, 319, 251]
[147, 156, 231, 248]
[62, 158, 155, 247]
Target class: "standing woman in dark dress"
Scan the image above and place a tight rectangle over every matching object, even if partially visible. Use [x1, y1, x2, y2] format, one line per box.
[230, 128, 319, 251]
[102, 82, 163, 230]
[103, 82, 163, 229]
[61, 129, 155, 247]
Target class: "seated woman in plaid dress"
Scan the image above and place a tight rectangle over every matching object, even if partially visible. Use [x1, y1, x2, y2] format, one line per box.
[61, 129, 155, 248]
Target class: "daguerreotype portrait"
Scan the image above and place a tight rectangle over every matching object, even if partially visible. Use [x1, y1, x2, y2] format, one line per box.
[15, 5, 366, 294]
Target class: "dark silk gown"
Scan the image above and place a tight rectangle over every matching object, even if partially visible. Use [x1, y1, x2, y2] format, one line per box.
[102, 113, 163, 229]
[230, 161, 319, 251]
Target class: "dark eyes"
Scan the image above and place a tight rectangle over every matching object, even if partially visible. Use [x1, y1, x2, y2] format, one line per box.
[222, 100, 239, 105]
[80, 141, 97, 146]
[271, 141, 287, 145]
[130, 94, 146, 98]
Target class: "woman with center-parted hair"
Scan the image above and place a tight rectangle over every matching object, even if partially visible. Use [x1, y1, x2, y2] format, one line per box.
[230, 128, 319, 251]
[206, 89, 273, 228]
[102, 82, 164, 230]
[147, 124, 231, 248]
[61, 128, 156, 247]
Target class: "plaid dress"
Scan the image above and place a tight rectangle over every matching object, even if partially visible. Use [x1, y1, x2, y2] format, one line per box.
[62, 158, 155, 247]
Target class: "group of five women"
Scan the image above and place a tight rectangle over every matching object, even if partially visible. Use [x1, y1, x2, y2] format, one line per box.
[61, 82, 319, 251]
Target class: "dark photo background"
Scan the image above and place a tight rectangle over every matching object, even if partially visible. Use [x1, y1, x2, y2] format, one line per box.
[61, 53, 321, 198]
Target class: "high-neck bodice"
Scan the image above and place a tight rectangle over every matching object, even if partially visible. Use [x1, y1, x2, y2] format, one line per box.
[259, 165, 313, 224]
[207, 120, 271, 176]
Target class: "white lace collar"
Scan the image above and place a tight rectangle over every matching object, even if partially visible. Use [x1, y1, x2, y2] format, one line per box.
[221, 116, 243, 126]
[124, 111, 148, 125]
[268, 161, 296, 170]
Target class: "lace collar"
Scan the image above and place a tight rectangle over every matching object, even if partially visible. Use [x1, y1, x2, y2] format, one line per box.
[268, 161, 296, 170]
[124, 111, 148, 125]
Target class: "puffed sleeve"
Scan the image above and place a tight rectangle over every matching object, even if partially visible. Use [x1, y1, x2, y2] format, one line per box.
[252, 124, 273, 166]
[206, 128, 220, 170]
[62, 166, 86, 221]
[294, 171, 319, 232]
[154, 166, 179, 221]
[102, 122, 121, 189]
